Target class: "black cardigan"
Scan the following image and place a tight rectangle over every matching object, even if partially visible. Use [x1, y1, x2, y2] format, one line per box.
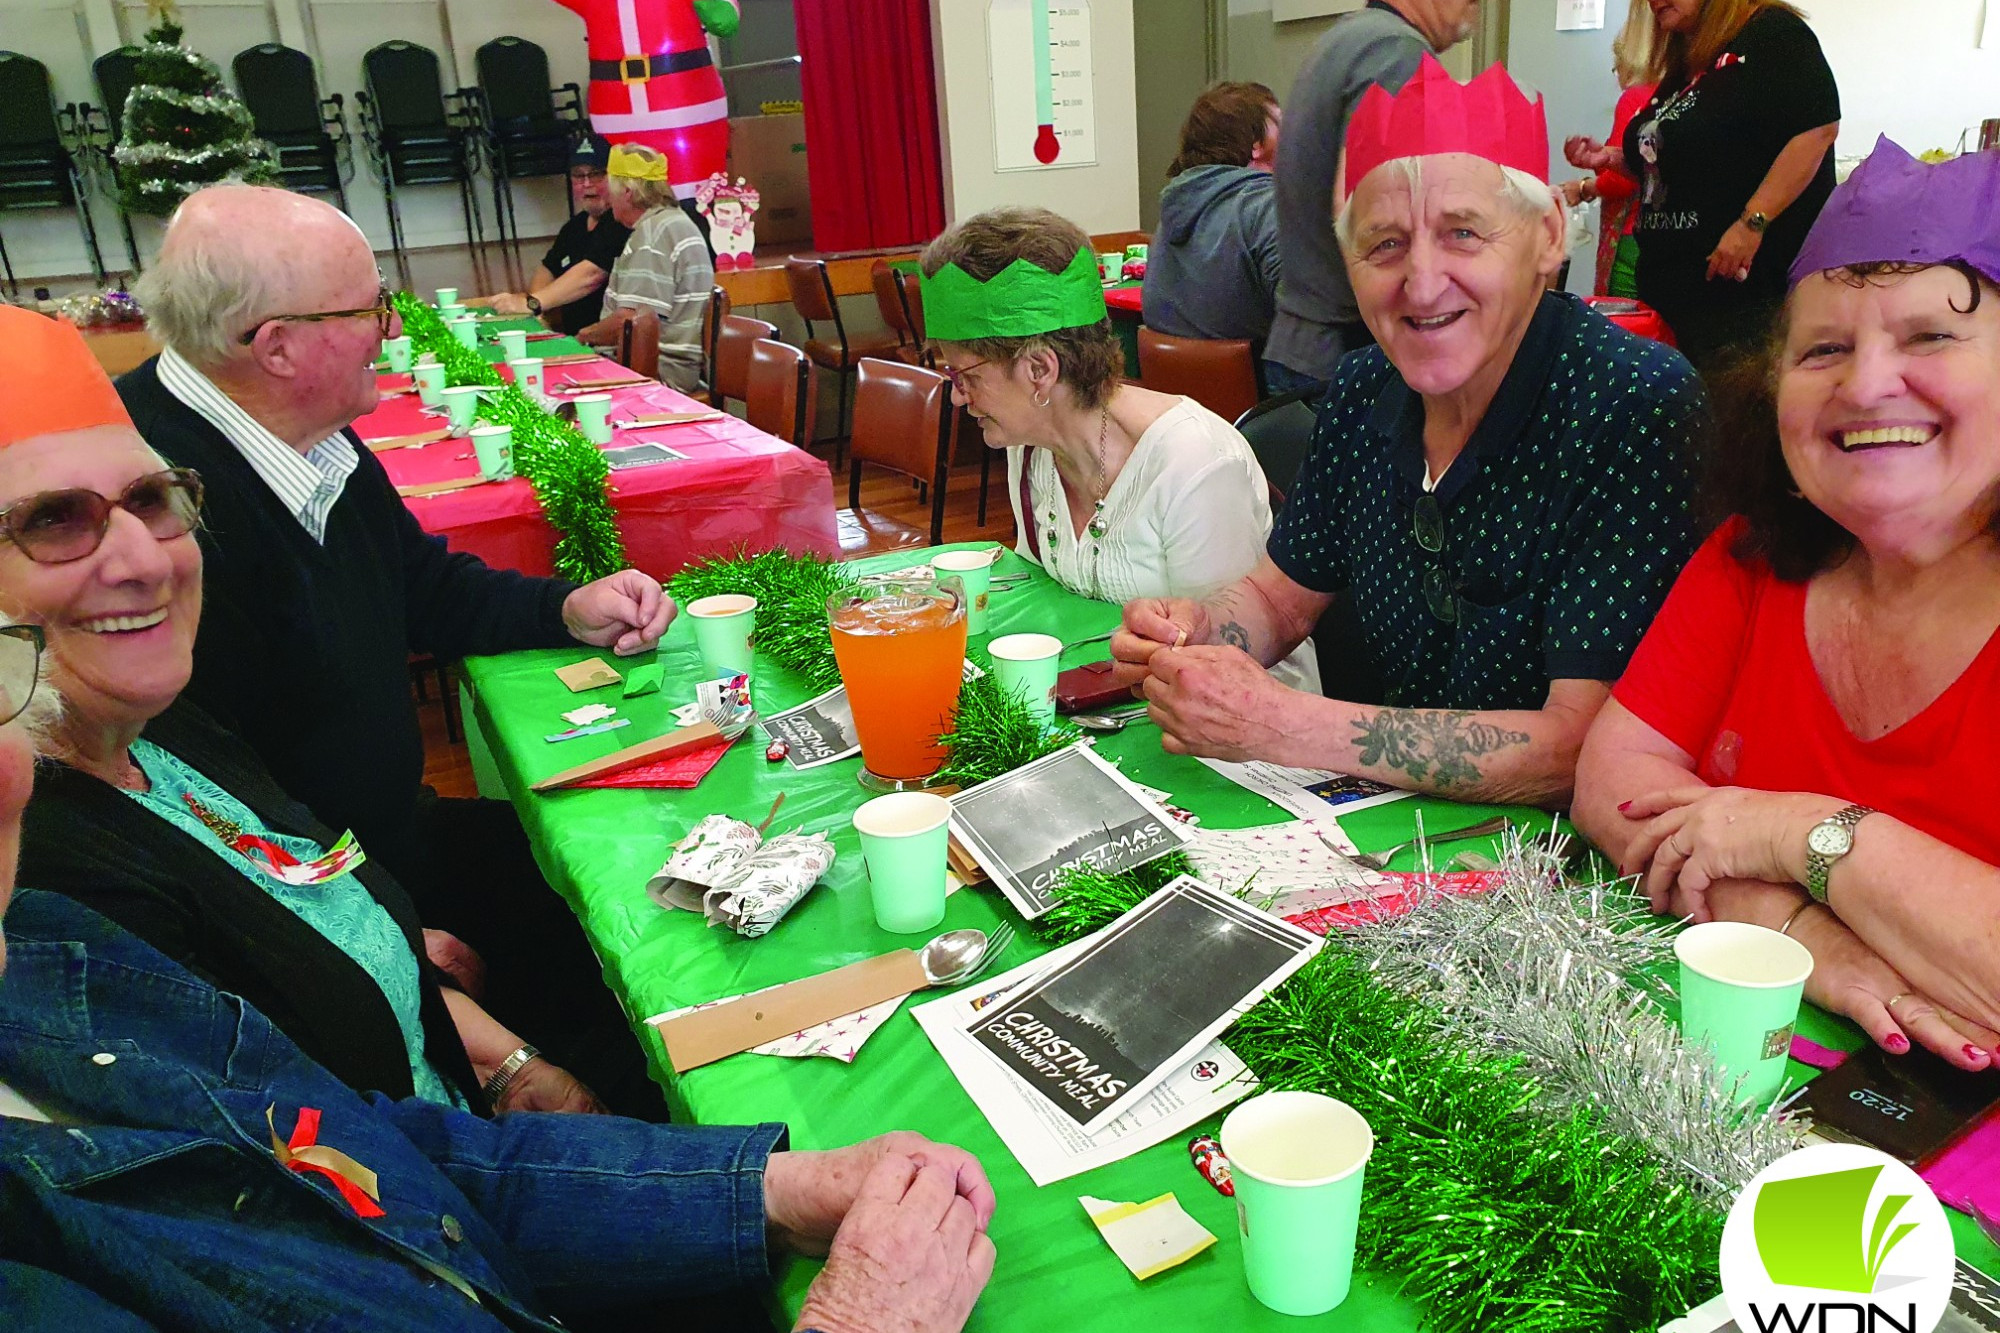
[116, 358, 578, 881]
[20, 699, 484, 1108]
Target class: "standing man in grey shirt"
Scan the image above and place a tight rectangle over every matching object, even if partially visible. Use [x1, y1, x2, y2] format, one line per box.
[1264, 0, 1480, 398]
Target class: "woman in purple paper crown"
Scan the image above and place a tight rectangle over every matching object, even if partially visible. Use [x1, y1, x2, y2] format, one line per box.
[1576, 138, 2000, 1071]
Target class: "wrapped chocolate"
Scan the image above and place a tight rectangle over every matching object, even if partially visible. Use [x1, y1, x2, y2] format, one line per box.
[646, 816, 834, 938]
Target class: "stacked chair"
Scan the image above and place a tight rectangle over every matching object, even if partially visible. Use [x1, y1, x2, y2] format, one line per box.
[355, 39, 485, 270]
[0, 50, 107, 290]
[232, 43, 352, 213]
[470, 36, 581, 250]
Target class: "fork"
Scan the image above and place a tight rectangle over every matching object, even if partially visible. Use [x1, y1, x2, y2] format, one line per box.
[939, 922, 1014, 989]
[1351, 815, 1514, 871]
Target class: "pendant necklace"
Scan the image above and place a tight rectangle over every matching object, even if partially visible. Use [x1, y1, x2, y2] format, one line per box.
[1086, 406, 1113, 538]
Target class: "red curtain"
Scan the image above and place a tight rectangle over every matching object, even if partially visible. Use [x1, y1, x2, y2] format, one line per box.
[793, 0, 946, 252]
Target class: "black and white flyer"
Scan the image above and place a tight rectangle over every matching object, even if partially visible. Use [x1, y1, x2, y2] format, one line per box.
[948, 743, 1193, 919]
[965, 876, 1320, 1133]
[760, 685, 860, 770]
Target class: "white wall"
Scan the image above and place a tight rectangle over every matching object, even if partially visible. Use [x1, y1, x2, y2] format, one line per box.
[1, 0, 592, 281]
[930, 0, 1142, 233]
[1804, 0, 1998, 163]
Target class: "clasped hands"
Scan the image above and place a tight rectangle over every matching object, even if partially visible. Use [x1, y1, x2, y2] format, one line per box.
[1107, 598, 1297, 764]
[562, 569, 677, 656]
[771, 1132, 996, 1333]
[1618, 784, 1996, 1069]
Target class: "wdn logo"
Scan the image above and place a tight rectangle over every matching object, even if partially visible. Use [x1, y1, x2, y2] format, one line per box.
[1720, 1144, 1957, 1333]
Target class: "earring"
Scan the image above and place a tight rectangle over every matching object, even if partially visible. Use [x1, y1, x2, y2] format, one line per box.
[1033, 391, 1050, 409]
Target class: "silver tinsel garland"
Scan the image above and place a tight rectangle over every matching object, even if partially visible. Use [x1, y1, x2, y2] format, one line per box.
[1338, 829, 1810, 1198]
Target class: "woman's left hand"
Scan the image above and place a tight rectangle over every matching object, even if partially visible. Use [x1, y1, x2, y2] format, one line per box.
[494, 1058, 609, 1114]
[1619, 786, 1845, 920]
[1706, 220, 1763, 282]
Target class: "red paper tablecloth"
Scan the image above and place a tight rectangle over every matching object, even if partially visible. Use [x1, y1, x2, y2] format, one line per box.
[355, 358, 838, 579]
[1102, 283, 1142, 314]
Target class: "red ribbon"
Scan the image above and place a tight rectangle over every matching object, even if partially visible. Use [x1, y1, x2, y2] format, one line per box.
[274, 1105, 386, 1218]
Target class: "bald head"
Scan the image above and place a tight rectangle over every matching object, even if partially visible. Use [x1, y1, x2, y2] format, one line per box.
[137, 186, 375, 368]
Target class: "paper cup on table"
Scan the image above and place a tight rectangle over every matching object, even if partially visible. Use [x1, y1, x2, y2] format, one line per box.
[436, 303, 466, 324]
[852, 792, 950, 934]
[1675, 921, 1812, 1106]
[1221, 1091, 1374, 1317]
[572, 392, 614, 444]
[469, 424, 513, 480]
[448, 316, 480, 349]
[1098, 252, 1123, 282]
[381, 335, 414, 373]
[496, 328, 528, 361]
[434, 286, 459, 307]
[988, 632, 1061, 722]
[931, 549, 997, 635]
[507, 356, 545, 400]
[686, 594, 757, 676]
[440, 385, 482, 433]
[411, 362, 447, 407]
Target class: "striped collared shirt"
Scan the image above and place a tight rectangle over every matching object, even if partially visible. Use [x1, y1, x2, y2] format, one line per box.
[157, 347, 360, 543]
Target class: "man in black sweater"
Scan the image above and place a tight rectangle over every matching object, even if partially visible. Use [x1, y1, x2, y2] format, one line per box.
[119, 185, 676, 1114]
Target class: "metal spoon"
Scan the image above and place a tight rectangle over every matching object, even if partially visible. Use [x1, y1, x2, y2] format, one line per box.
[1071, 704, 1153, 734]
[919, 923, 1015, 987]
[1063, 630, 1116, 652]
[1350, 815, 1514, 872]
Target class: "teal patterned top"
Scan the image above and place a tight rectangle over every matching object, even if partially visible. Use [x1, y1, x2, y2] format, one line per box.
[122, 740, 463, 1108]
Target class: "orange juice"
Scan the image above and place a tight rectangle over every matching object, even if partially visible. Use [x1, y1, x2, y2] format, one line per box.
[830, 583, 968, 786]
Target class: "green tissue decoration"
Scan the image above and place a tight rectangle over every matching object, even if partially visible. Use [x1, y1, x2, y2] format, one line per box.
[670, 548, 853, 692]
[392, 294, 626, 582]
[934, 668, 1080, 788]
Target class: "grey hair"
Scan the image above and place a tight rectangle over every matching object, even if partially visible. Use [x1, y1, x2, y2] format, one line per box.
[1334, 157, 1564, 255]
[608, 173, 678, 215]
[15, 661, 65, 758]
[132, 204, 281, 369]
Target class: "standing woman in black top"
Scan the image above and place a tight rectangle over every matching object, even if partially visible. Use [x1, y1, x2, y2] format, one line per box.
[1566, 0, 1839, 375]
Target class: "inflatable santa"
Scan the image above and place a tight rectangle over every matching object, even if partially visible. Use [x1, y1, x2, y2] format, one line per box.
[550, 0, 739, 200]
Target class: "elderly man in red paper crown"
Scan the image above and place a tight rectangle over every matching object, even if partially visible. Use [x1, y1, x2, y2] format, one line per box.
[554, 0, 738, 202]
[1111, 57, 1706, 810]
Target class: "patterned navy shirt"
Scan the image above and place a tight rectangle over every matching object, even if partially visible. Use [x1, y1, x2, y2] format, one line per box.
[1268, 292, 1703, 711]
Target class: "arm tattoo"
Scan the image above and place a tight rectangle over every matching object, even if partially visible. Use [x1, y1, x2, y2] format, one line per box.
[1217, 621, 1251, 651]
[1350, 709, 1532, 791]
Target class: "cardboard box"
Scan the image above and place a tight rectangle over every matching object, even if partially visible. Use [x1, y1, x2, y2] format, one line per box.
[726, 112, 812, 247]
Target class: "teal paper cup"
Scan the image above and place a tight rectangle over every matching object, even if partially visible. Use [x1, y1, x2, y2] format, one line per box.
[496, 328, 528, 361]
[686, 594, 757, 676]
[440, 385, 482, 433]
[448, 316, 479, 349]
[572, 392, 613, 444]
[931, 549, 996, 635]
[1221, 1091, 1374, 1317]
[382, 335, 414, 373]
[989, 632, 1060, 722]
[508, 356, 545, 399]
[412, 362, 447, 407]
[469, 424, 513, 480]
[1676, 921, 1812, 1106]
[437, 303, 466, 323]
[434, 286, 459, 307]
[853, 792, 951, 934]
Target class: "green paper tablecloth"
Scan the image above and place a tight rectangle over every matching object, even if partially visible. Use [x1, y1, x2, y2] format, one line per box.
[473, 314, 592, 365]
[461, 544, 1997, 1329]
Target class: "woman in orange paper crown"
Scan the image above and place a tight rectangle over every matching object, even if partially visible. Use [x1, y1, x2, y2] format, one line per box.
[553, 0, 739, 201]
[696, 173, 761, 270]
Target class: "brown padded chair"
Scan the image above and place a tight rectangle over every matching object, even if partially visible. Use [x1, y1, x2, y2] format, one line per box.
[785, 256, 901, 445]
[743, 337, 816, 451]
[1137, 326, 1263, 424]
[711, 313, 777, 407]
[847, 359, 953, 546]
[694, 285, 730, 401]
[615, 308, 660, 381]
[869, 258, 925, 366]
[896, 268, 928, 350]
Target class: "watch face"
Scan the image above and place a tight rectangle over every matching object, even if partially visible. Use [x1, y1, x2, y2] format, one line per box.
[1808, 822, 1854, 856]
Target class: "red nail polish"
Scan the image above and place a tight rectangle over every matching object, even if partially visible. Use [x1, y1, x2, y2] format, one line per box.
[1884, 1033, 1908, 1052]
[1966, 1044, 1986, 1062]
[1617, 800, 1633, 813]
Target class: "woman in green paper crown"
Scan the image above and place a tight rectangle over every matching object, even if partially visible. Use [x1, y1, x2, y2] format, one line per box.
[920, 206, 1318, 691]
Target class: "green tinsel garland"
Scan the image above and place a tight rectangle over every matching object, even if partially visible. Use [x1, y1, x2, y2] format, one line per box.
[392, 294, 627, 582]
[671, 548, 854, 692]
[934, 670, 1081, 787]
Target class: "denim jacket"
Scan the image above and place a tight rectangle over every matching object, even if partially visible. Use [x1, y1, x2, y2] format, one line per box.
[0, 890, 786, 1331]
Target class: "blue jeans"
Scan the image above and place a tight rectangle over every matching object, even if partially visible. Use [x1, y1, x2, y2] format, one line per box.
[1262, 358, 1328, 403]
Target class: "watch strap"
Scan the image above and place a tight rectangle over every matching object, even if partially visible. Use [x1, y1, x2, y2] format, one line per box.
[1805, 804, 1874, 903]
[525, 293, 543, 316]
[1743, 210, 1769, 233]
[482, 1043, 541, 1105]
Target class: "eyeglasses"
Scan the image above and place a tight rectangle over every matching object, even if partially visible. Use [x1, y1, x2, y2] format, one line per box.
[939, 358, 991, 392]
[0, 469, 205, 565]
[1411, 492, 1457, 623]
[0, 625, 42, 727]
[570, 167, 608, 182]
[238, 283, 396, 346]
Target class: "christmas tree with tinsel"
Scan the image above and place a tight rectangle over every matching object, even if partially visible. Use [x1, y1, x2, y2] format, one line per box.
[114, 1, 277, 216]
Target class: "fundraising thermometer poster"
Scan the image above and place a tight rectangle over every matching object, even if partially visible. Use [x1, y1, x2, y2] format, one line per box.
[987, 0, 1097, 171]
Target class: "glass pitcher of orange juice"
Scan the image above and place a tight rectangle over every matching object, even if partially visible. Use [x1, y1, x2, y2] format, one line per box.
[828, 573, 969, 791]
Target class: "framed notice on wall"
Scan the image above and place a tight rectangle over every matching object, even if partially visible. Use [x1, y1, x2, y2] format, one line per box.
[987, 0, 1097, 171]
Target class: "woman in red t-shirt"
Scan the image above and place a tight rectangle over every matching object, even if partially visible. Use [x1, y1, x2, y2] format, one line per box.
[1574, 142, 2000, 1071]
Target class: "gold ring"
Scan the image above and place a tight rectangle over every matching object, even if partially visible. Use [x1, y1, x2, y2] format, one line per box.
[1886, 993, 1912, 1011]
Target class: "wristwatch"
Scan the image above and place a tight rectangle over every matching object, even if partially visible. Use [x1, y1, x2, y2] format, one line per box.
[1804, 804, 1874, 903]
[1742, 210, 1770, 234]
[524, 293, 543, 316]
[482, 1043, 541, 1104]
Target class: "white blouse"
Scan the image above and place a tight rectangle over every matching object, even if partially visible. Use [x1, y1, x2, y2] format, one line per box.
[1004, 397, 1321, 693]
